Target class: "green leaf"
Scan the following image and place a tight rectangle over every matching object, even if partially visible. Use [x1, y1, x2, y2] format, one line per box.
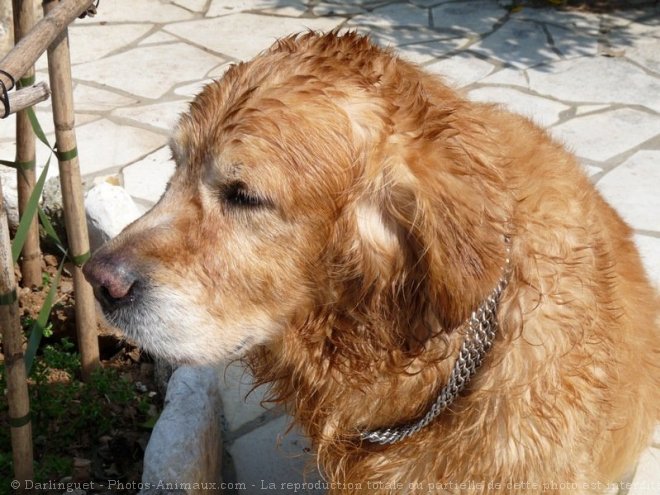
[24, 255, 66, 375]
[11, 156, 50, 263]
[26, 107, 53, 151]
[0, 159, 17, 168]
[38, 206, 67, 256]
[138, 413, 160, 430]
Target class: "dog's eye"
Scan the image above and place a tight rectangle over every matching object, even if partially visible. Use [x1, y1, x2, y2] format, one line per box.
[224, 181, 263, 208]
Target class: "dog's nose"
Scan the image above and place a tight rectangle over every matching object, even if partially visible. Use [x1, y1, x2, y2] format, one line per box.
[83, 252, 141, 312]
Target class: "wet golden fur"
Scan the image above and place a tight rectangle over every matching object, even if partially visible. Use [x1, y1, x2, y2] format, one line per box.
[89, 32, 659, 493]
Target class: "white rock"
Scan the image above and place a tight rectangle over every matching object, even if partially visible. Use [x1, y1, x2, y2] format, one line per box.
[0, 165, 20, 229]
[84, 182, 142, 251]
[122, 147, 177, 205]
[142, 366, 223, 490]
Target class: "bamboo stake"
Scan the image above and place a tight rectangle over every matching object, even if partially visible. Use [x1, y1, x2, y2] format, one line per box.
[0, 0, 92, 90]
[44, 0, 99, 380]
[14, 0, 42, 288]
[0, 178, 34, 489]
[0, 82, 50, 117]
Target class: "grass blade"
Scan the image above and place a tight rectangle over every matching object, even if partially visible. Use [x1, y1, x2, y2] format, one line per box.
[11, 156, 50, 263]
[24, 255, 66, 375]
[26, 107, 53, 151]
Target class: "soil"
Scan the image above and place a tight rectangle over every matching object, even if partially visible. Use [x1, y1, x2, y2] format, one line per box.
[1, 253, 162, 494]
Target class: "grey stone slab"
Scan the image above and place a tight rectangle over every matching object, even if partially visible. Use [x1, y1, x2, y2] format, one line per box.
[112, 100, 189, 132]
[73, 43, 223, 100]
[597, 150, 660, 233]
[426, 54, 495, 88]
[628, 446, 660, 495]
[228, 415, 323, 495]
[411, 0, 453, 6]
[73, 83, 139, 112]
[527, 57, 660, 113]
[425, 54, 494, 88]
[208, 62, 233, 79]
[468, 86, 569, 127]
[634, 235, 660, 290]
[139, 31, 180, 46]
[395, 37, 469, 65]
[546, 24, 599, 59]
[207, 0, 307, 17]
[355, 25, 456, 48]
[551, 109, 660, 163]
[92, 0, 194, 22]
[583, 164, 603, 178]
[481, 66, 528, 87]
[218, 361, 272, 432]
[164, 14, 343, 62]
[174, 0, 208, 12]
[142, 366, 223, 492]
[122, 146, 177, 204]
[431, 1, 507, 35]
[349, 3, 430, 28]
[624, 36, 660, 75]
[174, 80, 214, 98]
[513, 7, 600, 33]
[472, 19, 561, 69]
[75, 119, 167, 175]
[575, 104, 610, 116]
[67, 24, 153, 65]
[312, 3, 365, 16]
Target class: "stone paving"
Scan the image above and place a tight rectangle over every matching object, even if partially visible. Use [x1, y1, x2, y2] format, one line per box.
[1, 0, 659, 493]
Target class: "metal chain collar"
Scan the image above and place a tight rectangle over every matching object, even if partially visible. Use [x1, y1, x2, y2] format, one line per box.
[360, 245, 511, 445]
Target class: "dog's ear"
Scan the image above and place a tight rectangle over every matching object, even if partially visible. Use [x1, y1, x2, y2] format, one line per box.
[354, 131, 510, 334]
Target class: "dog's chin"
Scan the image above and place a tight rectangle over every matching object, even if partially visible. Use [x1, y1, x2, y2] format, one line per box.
[97, 298, 268, 366]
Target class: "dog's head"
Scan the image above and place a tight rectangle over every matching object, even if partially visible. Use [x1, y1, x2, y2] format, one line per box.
[84, 32, 509, 365]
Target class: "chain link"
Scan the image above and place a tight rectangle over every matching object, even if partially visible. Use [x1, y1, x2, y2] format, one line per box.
[360, 244, 511, 445]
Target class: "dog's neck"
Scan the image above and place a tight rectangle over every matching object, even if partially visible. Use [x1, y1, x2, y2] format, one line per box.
[360, 240, 512, 445]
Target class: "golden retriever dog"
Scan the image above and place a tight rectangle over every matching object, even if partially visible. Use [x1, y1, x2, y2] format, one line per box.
[83, 32, 659, 493]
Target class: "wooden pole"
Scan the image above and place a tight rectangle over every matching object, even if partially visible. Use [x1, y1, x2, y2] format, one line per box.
[0, 178, 34, 489]
[0, 0, 92, 90]
[0, 82, 50, 118]
[44, 0, 99, 380]
[13, 0, 42, 289]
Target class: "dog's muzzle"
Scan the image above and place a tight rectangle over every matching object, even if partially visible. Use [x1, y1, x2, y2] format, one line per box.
[83, 251, 144, 315]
